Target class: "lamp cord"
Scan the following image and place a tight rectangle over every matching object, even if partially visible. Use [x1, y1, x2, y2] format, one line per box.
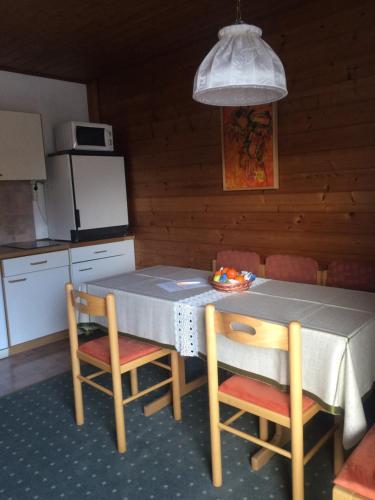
[235, 0, 244, 24]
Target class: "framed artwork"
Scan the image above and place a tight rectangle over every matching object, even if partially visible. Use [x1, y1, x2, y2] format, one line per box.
[221, 103, 279, 190]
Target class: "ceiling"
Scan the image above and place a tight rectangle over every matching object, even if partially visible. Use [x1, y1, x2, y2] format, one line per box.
[0, 0, 298, 83]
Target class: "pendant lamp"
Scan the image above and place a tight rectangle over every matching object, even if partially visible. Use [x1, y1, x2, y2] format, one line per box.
[193, 0, 287, 106]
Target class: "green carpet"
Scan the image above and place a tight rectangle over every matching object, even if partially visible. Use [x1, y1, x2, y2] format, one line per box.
[0, 360, 373, 500]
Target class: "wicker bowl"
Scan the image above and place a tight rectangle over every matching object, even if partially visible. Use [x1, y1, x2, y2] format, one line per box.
[211, 279, 252, 293]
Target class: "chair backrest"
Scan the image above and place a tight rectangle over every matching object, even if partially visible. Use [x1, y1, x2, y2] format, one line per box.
[265, 254, 319, 284]
[65, 283, 120, 363]
[205, 304, 303, 421]
[326, 260, 375, 292]
[215, 250, 261, 274]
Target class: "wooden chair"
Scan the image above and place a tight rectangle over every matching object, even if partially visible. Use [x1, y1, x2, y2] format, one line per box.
[213, 250, 263, 276]
[205, 304, 340, 500]
[66, 282, 181, 453]
[265, 254, 321, 284]
[333, 424, 375, 500]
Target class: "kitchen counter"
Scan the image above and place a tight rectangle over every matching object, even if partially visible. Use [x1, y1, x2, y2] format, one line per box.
[0, 235, 135, 261]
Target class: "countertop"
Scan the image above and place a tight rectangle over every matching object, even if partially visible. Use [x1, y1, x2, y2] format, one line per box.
[0, 235, 135, 260]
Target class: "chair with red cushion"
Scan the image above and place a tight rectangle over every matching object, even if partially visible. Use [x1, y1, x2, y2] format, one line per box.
[333, 424, 375, 500]
[214, 250, 262, 275]
[205, 304, 339, 500]
[265, 254, 320, 284]
[66, 283, 181, 453]
[327, 260, 375, 292]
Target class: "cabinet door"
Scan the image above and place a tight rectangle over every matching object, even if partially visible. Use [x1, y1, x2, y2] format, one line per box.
[3, 266, 70, 346]
[0, 110, 46, 180]
[71, 254, 134, 288]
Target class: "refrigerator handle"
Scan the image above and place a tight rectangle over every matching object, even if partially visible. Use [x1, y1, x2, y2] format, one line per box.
[75, 209, 81, 228]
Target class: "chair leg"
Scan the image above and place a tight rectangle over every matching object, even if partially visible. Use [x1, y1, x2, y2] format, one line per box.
[207, 382, 222, 487]
[209, 399, 222, 486]
[72, 355, 84, 425]
[112, 368, 126, 453]
[130, 369, 139, 396]
[259, 417, 269, 441]
[291, 431, 304, 500]
[171, 351, 182, 421]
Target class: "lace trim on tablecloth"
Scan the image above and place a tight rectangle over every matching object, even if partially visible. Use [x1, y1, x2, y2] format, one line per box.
[174, 289, 228, 356]
[174, 278, 267, 356]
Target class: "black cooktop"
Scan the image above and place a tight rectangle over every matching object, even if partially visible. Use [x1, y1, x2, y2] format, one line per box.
[4, 240, 65, 250]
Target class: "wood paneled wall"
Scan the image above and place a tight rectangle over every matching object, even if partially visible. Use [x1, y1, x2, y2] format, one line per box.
[97, 0, 375, 270]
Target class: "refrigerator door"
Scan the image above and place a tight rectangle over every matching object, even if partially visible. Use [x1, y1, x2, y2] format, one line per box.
[71, 155, 129, 230]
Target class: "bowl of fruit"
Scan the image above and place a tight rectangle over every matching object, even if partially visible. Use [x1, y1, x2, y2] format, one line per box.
[211, 267, 256, 292]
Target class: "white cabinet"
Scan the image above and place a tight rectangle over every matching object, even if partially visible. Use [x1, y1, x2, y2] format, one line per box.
[70, 239, 135, 288]
[2, 250, 69, 346]
[0, 110, 46, 180]
[0, 239, 135, 349]
[0, 283, 9, 357]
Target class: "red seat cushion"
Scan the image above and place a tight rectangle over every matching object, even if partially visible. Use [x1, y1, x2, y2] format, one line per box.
[334, 424, 375, 499]
[265, 254, 319, 284]
[219, 375, 315, 417]
[216, 250, 260, 274]
[79, 335, 161, 365]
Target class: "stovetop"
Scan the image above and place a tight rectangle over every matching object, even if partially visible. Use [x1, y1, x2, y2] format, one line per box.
[4, 240, 65, 250]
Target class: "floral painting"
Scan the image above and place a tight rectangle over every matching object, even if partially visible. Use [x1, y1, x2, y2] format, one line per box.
[222, 104, 278, 190]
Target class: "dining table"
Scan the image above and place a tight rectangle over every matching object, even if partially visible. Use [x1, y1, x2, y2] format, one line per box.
[82, 265, 375, 454]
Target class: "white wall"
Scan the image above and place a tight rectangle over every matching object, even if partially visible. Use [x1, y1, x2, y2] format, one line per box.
[0, 70, 89, 154]
[0, 70, 89, 238]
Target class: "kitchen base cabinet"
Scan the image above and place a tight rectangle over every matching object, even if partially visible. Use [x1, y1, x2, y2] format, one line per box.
[0, 283, 9, 358]
[2, 251, 70, 346]
[0, 239, 135, 351]
[70, 239, 135, 288]
[71, 254, 132, 287]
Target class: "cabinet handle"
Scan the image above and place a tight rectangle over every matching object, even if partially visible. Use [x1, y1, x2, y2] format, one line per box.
[30, 260, 48, 266]
[94, 250, 107, 254]
[78, 267, 93, 272]
[8, 278, 27, 283]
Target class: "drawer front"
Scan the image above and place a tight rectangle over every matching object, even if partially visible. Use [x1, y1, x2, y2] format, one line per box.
[71, 254, 134, 288]
[2, 250, 69, 277]
[70, 240, 133, 263]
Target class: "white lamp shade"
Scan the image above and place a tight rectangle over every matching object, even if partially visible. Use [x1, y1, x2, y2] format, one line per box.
[193, 24, 287, 106]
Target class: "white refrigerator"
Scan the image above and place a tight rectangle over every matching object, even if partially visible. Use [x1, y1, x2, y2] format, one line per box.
[45, 153, 129, 242]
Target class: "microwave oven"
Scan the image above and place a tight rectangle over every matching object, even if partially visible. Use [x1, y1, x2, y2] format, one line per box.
[54, 121, 114, 152]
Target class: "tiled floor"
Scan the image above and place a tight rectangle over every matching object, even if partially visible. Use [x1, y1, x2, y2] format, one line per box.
[0, 339, 71, 397]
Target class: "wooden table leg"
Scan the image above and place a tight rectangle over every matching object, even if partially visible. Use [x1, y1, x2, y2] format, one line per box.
[143, 355, 207, 417]
[251, 424, 290, 471]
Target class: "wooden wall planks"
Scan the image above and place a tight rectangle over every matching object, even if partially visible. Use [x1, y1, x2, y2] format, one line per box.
[96, 0, 375, 270]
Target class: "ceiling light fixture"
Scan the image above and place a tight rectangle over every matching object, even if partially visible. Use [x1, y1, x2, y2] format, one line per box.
[193, 0, 287, 106]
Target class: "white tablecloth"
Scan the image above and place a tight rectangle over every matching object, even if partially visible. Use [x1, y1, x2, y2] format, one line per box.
[85, 265, 375, 449]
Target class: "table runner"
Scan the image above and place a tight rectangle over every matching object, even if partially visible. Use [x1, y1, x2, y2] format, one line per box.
[85, 266, 375, 449]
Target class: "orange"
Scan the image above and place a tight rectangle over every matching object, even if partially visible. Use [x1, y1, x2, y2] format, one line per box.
[227, 268, 238, 279]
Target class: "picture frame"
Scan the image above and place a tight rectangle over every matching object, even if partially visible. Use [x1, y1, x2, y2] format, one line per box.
[221, 103, 279, 191]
